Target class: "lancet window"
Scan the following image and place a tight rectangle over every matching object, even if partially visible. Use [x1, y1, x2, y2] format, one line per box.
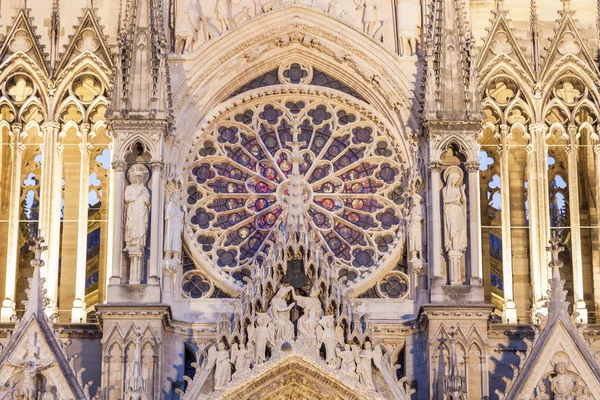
[0, 71, 46, 315]
[479, 74, 533, 322]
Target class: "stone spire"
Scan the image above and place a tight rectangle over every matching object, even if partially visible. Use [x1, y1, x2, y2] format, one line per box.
[112, 0, 173, 125]
[545, 233, 569, 322]
[22, 236, 49, 320]
[443, 328, 466, 400]
[0, 234, 95, 399]
[423, 0, 481, 120]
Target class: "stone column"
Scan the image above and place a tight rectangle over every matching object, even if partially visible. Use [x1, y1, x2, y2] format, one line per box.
[148, 161, 163, 285]
[499, 125, 516, 323]
[527, 123, 547, 319]
[42, 122, 61, 315]
[109, 160, 127, 285]
[72, 123, 91, 323]
[0, 123, 23, 322]
[566, 125, 586, 322]
[429, 161, 443, 285]
[466, 160, 482, 285]
[594, 142, 600, 313]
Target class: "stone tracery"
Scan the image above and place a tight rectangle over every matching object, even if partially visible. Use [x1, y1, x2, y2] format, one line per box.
[185, 63, 408, 291]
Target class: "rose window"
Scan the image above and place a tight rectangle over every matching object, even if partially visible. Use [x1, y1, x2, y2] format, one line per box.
[186, 93, 406, 290]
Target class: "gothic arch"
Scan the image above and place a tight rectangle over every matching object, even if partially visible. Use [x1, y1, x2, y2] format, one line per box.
[170, 6, 416, 165]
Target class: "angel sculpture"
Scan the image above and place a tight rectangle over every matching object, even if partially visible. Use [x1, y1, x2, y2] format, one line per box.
[293, 287, 323, 340]
[248, 313, 274, 364]
[316, 316, 344, 367]
[205, 343, 232, 390]
[337, 344, 357, 376]
[353, 341, 383, 391]
[268, 285, 295, 344]
[231, 343, 250, 374]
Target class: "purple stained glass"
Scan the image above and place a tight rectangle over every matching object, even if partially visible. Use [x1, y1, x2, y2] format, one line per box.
[188, 97, 404, 286]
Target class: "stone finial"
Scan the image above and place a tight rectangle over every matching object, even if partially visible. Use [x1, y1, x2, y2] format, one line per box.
[562, 0, 571, 11]
[23, 234, 48, 319]
[496, 0, 504, 12]
[546, 231, 569, 319]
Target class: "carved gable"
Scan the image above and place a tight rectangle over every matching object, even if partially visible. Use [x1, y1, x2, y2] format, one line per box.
[0, 9, 49, 75]
[540, 7, 599, 79]
[477, 7, 534, 85]
[219, 356, 369, 400]
[56, 8, 113, 73]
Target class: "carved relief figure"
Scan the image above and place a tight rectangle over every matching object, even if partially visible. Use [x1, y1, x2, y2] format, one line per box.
[337, 344, 357, 376]
[550, 362, 577, 400]
[41, 386, 55, 400]
[534, 382, 550, 400]
[355, 0, 379, 36]
[248, 313, 273, 364]
[164, 190, 184, 261]
[293, 287, 323, 339]
[124, 164, 151, 250]
[7, 359, 53, 400]
[231, 343, 250, 373]
[396, 0, 421, 56]
[214, 0, 230, 33]
[214, 343, 232, 390]
[407, 192, 425, 261]
[268, 285, 295, 343]
[442, 166, 467, 284]
[354, 341, 382, 391]
[316, 315, 344, 366]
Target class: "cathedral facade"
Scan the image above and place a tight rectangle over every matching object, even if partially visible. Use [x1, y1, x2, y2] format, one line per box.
[1, 0, 600, 398]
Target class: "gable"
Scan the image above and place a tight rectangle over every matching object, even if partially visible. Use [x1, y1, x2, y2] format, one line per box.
[0, 9, 49, 76]
[55, 9, 113, 74]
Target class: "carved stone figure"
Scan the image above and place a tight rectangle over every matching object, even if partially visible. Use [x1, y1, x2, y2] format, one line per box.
[315, 315, 344, 366]
[353, 341, 382, 391]
[164, 190, 184, 261]
[356, 0, 379, 36]
[231, 343, 250, 373]
[233, 7, 251, 27]
[7, 359, 53, 400]
[41, 386, 55, 400]
[442, 166, 467, 284]
[534, 382, 550, 400]
[407, 192, 425, 262]
[396, 0, 420, 56]
[337, 344, 357, 376]
[293, 287, 323, 340]
[268, 285, 295, 343]
[248, 313, 273, 364]
[124, 164, 150, 250]
[214, 0, 230, 33]
[550, 362, 577, 400]
[214, 343, 232, 390]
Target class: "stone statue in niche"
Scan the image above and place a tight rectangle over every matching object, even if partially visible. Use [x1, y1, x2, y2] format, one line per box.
[268, 285, 295, 344]
[125, 163, 150, 284]
[407, 191, 425, 262]
[550, 361, 577, 399]
[124, 164, 151, 251]
[7, 359, 53, 400]
[164, 190, 184, 262]
[396, 0, 420, 56]
[442, 165, 467, 285]
[293, 287, 323, 340]
[230, 343, 250, 373]
[315, 315, 344, 367]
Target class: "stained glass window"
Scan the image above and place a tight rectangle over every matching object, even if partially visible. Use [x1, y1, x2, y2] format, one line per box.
[186, 93, 405, 287]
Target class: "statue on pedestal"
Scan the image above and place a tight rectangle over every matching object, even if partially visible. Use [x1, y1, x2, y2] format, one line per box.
[124, 164, 150, 283]
[164, 190, 184, 262]
[442, 166, 467, 285]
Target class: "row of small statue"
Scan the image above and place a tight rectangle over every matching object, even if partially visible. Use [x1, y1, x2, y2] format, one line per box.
[0, 383, 55, 400]
[204, 337, 384, 392]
